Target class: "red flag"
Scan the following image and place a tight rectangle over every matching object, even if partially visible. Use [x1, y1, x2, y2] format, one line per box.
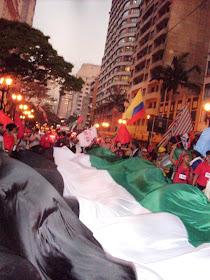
[188, 130, 195, 149]
[15, 113, 25, 139]
[77, 115, 83, 126]
[38, 105, 48, 123]
[114, 124, 132, 144]
[0, 110, 14, 129]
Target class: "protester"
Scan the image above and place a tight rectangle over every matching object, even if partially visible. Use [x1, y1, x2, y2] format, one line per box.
[130, 141, 141, 158]
[156, 147, 173, 178]
[3, 123, 18, 156]
[29, 128, 42, 152]
[141, 148, 148, 160]
[100, 137, 110, 149]
[190, 150, 203, 171]
[169, 144, 192, 184]
[0, 123, 4, 149]
[123, 142, 132, 159]
[192, 150, 210, 191]
[112, 141, 125, 157]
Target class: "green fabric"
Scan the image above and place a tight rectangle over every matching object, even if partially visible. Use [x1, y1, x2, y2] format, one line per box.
[88, 147, 210, 247]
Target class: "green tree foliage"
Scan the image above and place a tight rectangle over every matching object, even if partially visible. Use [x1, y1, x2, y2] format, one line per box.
[0, 19, 84, 97]
[150, 53, 201, 95]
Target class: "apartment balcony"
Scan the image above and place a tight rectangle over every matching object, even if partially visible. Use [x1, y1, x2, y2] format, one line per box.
[144, 91, 158, 101]
[150, 59, 164, 69]
[156, 11, 170, 26]
[152, 43, 166, 55]
[145, 107, 158, 116]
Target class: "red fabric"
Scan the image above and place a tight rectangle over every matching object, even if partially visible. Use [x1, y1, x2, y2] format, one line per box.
[77, 116, 83, 126]
[127, 108, 146, 125]
[40, 135, 51, 149]
[15, 113, 25, 139]
[194, 161, 210, 187]
[0, 111, 13, 129]
[114, 124, 132, 145]
[173, 160, 191, 184]
[3, 132, 14, 150]
[188, 130, 195, 149]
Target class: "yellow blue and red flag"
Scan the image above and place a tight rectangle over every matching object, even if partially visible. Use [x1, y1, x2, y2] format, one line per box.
[123, 89, 145, 124]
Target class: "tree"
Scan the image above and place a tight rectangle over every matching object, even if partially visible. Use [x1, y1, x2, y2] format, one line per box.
[150, 53, 201, 96]
[108, 86, 129, 112]
[0, 19, 84, 98]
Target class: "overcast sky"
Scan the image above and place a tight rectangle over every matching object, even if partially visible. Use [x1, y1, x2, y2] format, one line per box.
[33, 0, 112, 74]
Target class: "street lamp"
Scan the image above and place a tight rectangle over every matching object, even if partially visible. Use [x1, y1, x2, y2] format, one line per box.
[204, 103, 210, 127]
[95, 123, 100, 128]
[118, 119, 127, 124]
[0, 77, 13, 111]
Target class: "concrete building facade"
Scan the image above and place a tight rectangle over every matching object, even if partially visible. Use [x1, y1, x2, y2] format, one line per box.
[127, 0, 210, 141]
[70, 64, 100, 128]
[95, 0, 141, 131]
[198, 43, 210, 131]
[0, 0, 36, 26]
[95, 0, 210, 140]
[57, 92, 73, 120]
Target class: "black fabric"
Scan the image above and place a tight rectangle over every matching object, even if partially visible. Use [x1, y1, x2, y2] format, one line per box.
[0, 154, 136, 280]
[18, 150, 64, 195]
[0, 246, 41, 280]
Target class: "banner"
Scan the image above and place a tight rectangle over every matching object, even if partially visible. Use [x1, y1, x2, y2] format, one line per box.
[77, 126, 97, 147]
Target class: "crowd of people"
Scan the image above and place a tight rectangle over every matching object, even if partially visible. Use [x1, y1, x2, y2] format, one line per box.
[0, 122, 209, 194]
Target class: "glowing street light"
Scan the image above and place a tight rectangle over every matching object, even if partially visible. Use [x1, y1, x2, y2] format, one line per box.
[204, 103, 210, 127]
[118, 119, 126, 124]
[95, 123, 100, 128]
[147, 115, 151, 120]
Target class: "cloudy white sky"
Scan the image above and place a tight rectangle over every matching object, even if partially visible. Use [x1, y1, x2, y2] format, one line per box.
[33, 0, 112, 74]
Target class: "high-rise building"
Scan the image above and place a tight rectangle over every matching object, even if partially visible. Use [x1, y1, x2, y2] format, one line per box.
[0, 0, 36, 26]
[95, 0, 210, 140]
[57, 92, 73, 120]
[95, 0, 141, 131]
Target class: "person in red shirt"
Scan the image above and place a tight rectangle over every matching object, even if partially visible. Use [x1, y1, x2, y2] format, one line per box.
[40, 130, 51, 149]
[3, 123, 17, 155]
[192, 150, 210, 191]
[169, 144, 192, 184]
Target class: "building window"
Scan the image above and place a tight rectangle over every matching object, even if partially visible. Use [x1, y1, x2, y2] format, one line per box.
[192, 97, 198, 109]
[148, 45, 152, 53]
[153, 102, 156, 108]
[131, 8, 139, 14]
[204, 84, 210, 97]
[124, 1, 130, 9]
[149, 102, 153, 108]
[144, 73, 148, 80]
[177, 100, 182, 111]
[150, 30, 154, 39]
[130, 17, 138, 23]
[118, 38, 125, 45]
[143, 88, 146, 95]
[146, 59, 150, 67]
[142, 119, 145, 126]
[122, 75, 129, 81]
[125, 66, 130, 72]
[122, 10, 129, 17]
[128, 36, 136, 42]
[207, 61, 210, 75]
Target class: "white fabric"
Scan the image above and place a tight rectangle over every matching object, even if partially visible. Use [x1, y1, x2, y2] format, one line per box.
[204, 179, 210, 200]
[77, 126, 97, 147]
[54, 147, 210, 280]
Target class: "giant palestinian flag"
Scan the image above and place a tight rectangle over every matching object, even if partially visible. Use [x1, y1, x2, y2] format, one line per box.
[54, 147, 210, 280]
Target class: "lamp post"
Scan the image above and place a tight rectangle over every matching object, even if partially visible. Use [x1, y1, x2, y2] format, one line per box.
[11, 93, 23, 119]
[0, 77, 13, 112]
[204, 103, 210, 127]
